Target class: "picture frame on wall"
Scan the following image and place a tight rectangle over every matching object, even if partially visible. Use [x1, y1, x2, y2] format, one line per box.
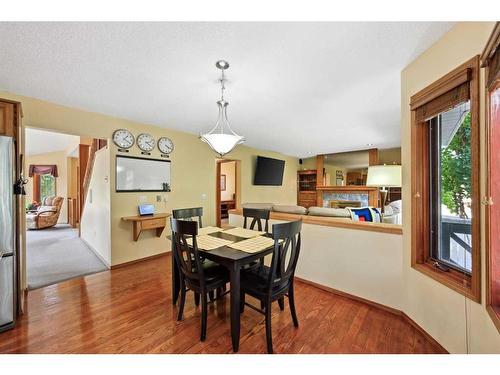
[220, 174, 226, 191]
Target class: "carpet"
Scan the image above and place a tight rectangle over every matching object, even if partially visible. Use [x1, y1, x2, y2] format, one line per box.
[27, 224, 108, 290]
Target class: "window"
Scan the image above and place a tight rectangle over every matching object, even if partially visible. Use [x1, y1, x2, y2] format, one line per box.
[429, 102, 472, 274]
[483, 22, 500, 332]
[33, 173, 56, 203]
[39, 174, 56, 202]
[410, 56, 480, 302]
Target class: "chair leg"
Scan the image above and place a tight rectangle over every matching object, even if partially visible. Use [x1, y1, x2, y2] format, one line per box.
[240, 292, 245, 313]
[278, 297, 285, 311]
[265, 300, 273, 354]
[201, 293, 208, 341]
[208, 291, 215, 302]
[194, 292, 200, 307]
[177, 284, 186, 321]
[260, 300, 265, 310]
[289, 284, 299, 327]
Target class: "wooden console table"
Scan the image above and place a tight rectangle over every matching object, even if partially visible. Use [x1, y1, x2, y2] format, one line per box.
[122, 213, 171, 241]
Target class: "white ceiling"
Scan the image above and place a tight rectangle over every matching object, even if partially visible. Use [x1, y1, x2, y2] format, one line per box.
[0, 22, 454, 157]
[25, 128, 79, 156]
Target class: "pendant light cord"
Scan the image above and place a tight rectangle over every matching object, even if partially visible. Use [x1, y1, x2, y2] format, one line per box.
[220, 68, 226, 101]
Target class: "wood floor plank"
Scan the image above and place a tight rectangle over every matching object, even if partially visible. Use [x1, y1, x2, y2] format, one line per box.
[0, 254, 445, 354]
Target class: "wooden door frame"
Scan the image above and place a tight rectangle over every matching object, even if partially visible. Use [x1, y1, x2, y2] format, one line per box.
[215, 159, 241, 227]
[481, 21, 500, 333]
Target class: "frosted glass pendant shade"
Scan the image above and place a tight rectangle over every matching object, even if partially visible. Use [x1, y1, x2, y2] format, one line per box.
[200, 99, 244, 157]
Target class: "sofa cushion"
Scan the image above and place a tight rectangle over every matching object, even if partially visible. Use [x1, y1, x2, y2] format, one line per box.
[272, 205, 308, 215]
[38, 205, 58, 214]
[347, 207, 382, 223]
[307, 206, 351, 218]
[242, 203, 274, 210]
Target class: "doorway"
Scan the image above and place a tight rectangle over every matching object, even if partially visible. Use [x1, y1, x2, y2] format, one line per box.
[216, 159, 240, 227]
[24, 128, 110, 289]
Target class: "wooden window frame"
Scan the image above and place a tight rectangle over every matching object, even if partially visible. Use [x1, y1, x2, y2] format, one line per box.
[410, 55, 481, 303]
[481, 22, 500, 332]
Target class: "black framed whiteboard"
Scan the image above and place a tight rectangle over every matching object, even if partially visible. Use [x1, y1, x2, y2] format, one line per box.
[116, 155, 171, 192]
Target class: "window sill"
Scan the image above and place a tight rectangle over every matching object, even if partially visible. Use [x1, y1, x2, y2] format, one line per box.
[412, 262, 480, 303]
[487, 305, 500, 334]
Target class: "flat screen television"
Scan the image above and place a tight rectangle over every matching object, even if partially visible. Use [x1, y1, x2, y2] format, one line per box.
[253, 156, 285, 186]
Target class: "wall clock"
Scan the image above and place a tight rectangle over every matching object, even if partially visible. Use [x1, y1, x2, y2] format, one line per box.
[137, 133, 156, 152]
[158, 137, 174, 155]
[112, 129, 134, 149]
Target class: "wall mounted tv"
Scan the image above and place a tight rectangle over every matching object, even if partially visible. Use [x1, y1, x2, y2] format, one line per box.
[253, 156, 285, 186]
[116, 155, 171, 192]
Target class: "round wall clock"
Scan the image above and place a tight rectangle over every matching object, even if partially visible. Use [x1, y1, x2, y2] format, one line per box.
[158, 137, 174, 154]
[112, 129, 134, 149]
[137, 133, 156, 152]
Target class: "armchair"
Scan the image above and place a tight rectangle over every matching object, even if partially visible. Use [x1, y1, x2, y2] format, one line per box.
[26, 196, 64, 230]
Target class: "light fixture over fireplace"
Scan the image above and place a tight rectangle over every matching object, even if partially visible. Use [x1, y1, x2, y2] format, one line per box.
[200, 60, 244, 157]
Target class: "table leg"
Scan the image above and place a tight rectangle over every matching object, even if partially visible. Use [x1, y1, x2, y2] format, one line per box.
[172, 249, 180, 305]
[230, 264, 241, 352]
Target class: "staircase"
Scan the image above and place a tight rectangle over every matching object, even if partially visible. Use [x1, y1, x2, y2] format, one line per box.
[79, 139, 107, 219]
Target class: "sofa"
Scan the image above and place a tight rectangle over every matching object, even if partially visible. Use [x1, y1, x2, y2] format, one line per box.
[242, 200, 402, 224]
[26, 195, 64, 230]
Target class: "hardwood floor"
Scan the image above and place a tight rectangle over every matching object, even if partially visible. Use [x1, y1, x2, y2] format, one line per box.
[0, 254, 443, 354]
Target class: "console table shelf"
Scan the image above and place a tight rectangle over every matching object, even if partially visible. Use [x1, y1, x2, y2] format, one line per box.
[122, 213, 171, 241]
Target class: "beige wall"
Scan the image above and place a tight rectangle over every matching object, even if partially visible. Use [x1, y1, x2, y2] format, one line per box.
[81, 147, 111, 266]
[299, 156, 316, 171]
[0, 91, 298, 267]
[25, 150, 68, 224]
[378, 147, 401, 165]
[220, 161, 236, 201]
[401, 22, 500, 353]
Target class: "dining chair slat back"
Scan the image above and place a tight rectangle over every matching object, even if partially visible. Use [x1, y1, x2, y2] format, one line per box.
[170, 218, 203, 282]
[172, 207, 203, 228]
[268, 220, 302, 292]
[243, 208, 270, 233]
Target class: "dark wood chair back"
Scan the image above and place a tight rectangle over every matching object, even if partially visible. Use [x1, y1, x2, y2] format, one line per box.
[243, 208, 270, 233]
[267, 220, 302, 293]
[170, 218, 205, 285]
[172, 207, 203, 228]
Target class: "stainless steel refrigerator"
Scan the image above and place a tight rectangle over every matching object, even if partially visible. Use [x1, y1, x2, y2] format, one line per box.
[0, 135, 16, 332]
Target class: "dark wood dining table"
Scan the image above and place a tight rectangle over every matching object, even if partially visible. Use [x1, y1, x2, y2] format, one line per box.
[170, 230, 274, 352]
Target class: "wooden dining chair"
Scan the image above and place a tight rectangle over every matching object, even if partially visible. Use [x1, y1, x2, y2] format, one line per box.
[239, 220, 302, 353]
[242, 207, 271, 274]
[171, 218, 229, 341]
[243, 207, 270, 233]
[171, 207, 224, 304]
[172, 207, 203, 227]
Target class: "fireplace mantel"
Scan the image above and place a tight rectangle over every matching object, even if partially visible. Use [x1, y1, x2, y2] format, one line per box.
[317, 186, 379, 192]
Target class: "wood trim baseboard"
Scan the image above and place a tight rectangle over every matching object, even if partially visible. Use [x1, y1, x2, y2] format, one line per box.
[80, 238, 111, 269]
[400, 312, 449, 354]
[294, 276, 401, 316]
[294, 276, 448, 354]
[110, 251, 170, 269]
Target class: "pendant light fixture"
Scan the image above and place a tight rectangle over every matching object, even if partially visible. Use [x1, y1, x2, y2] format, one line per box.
[200, 60, 244, 157]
